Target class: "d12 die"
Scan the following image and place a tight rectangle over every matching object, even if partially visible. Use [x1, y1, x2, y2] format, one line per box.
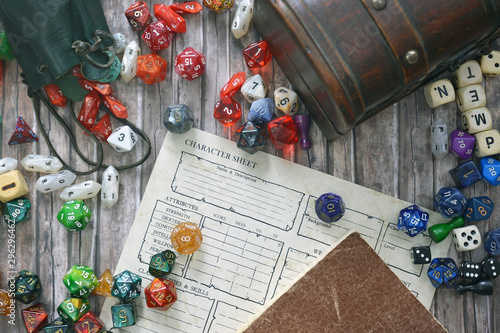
[481, 50, 500, 76]
[103, 95, 128, 119]
[433, 187, 467, 218]
[125, 1, 152, 31]
[428, 216, 465, 243]
[0, 170, 29, 203]
[427, 257, 459, 288]
[456, 84, 486, 112]
[0, 157, 18, 175]
[462, 196, 494, 222]
[453, 60, 483, 88]
[315, 193, 345, 223]
[21, 154, 63, 173]
[481, 256, 500, 279]
[78, 90, 101, 130]
[450, 160, 482, 188]
[214, 96, 242, 127]
[480, 157, 500, 185]
[274, 87, 298, 115]
[175, 47, 206, 81]
[14, 270, 42, 304]
[268, 115, 299, 149]
[56, 200, 92, 232]
[248, 97, 274, 125]
[243, 41, 272, 69]
[452, 225, 481, 252]
[107, 126, 139, 152]
[63, 265, 98, 298]
[60, 181, 102, 201]
[57, 298, 90, 322]
[163, 104, 194, 134]
[411, 246, 431, 265]
[142, 21, 174, 51]
[397, 204, 429, 237]
[203, 0, 234, 13]
[449, 129, 475, 160]
[44, 83, 67, 107]
[423, 79, 455, 108]
[145, 278, 177, 311]
[149, 250, 176, 278]
[293, 115, 312, 150]
[3, 197, 31, 225]
[121, 41, 141, 83]
[92, 269, 114, 297]
[431, 118, 448, 159]
[101, 166, 119, 209]
[170, 222, 203, 255]
[22, 303, 48, 333]
[35, 170, 77, 193]
[462, 107, 492, 134]
[137, 53, 168, 84]
[475, 129, 500, 158]
[74, 311, 105, 333]
[484, 228, 500, 256]
[111, 303, 136, 328]
[460, 261, 481, 283]
[236, 121, 266, 154]
[220, 72, 245, 99]
[112, 270, 142, 301]
[241, 74, 267, 103]
[43, 317, 70, 333]
[154, 4, 186, 33]
[232, 0, 254, 39]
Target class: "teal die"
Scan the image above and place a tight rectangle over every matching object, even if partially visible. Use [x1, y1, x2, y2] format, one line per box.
[14, 270, 42, 304]
[149, 250, 176, 278]
[462, 196, 494, 222]
[63, 265, 98, 298]
[111, 303, 136, 328]
[42, 317, 70, 333]
[112, 270, 142, 301]
[3, 197, 31, 224]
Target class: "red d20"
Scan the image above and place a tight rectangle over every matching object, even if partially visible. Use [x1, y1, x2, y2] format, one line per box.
[175, 47, 206, 81]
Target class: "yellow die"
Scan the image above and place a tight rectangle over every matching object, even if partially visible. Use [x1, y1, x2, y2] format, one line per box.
[0, 170, 29, 203]
[475, 129, 500, 158]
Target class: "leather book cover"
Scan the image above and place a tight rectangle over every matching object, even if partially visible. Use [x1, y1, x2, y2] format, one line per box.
[237, 231, 447, 333]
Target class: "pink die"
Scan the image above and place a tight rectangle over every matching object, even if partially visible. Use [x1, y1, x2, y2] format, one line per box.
[175, 47, 206, 81]
[142, 21, 174, 51]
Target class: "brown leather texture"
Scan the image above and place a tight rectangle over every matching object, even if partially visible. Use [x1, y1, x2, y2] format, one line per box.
[241, 232, 448, 333]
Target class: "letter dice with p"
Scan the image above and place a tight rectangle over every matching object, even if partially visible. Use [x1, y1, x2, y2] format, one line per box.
[175, 47, 206, 81]
[63, 265, 98, 298]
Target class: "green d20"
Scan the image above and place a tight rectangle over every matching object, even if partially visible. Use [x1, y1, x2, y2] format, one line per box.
[63, 265, 98, 298]
[149, 250, 176, 278]
[56, 200, 91, 231]
[14, 270, 42, 304]
[0, 31, 14, 60]
[57, 298, 90, 322]
[4, 197, 31, 224]
[42, 317, 70, 333]
[111, 303, 136, 328]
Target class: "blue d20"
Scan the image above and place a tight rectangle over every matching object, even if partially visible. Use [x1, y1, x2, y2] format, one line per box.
[236, 121, 266, 154]
[111, 270, 142, 301]
[397, 205, 429, 237]
[427, 257, 459, 288]
[433, 187, 467, 218]
[480, 157, 500, 186]
[248, 98, 274, 125]
[450, 160, 482, 188]
[163, 104, 194, 134]
[484, 228, 500, 256]
[462, 196, 494, 222]
[315, 193, 345, 223]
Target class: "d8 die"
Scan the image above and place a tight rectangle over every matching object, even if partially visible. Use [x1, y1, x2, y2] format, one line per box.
[214, 96, 242, 127]
[3, 197, 31, 224]
[268, 115, 299, 149]
[90, 114, 115, 141]
[101, 166, 120, 209]
[449, 129, 475, 160]
[63, 265, 98, 298]
[427, 257, 459, 288]
[137, 53, 168, 84]
[145, 278, 177, 311]
[433, 187, 467, 218]
[248, 97, 274, 125]
[315, 193, 345, 223]
[220, 72, 245, 99]
[232, 0, 254, 39]
[154, 4, 186, 33]
[56, 200, 91, 232]
[274, 87, 298, 115]
[423, 79, 455, 108]
[452, 225, 481, 252]
[14, 270, 42, 304]
[484, 228, 500, 256]
[74, 311, 104, 333]
[397, 204, 429, 237]
[112, 270, 142, 301]
[462, 107, 492, 134]
[35, 170, 77, 193]
[107, 126, 138, 152]
[480, 157, 500, 185]
[0, 157, 18, 175]
[481, 50, 500, 76]
[121, 41, 141, 83]
[163, 104, 194, 134]
[460, 261, 481, 283]
[453, 60, 483, 88]
[111, 303, 136, 328]
[170, 222, 203, 255]
[203, 0, 234, 13]
[57, 298, 90, 322]
[21, 154, 63, 173]
[411, 246, 431, 265]
[474, 129, 500, 158]
[450, 160, 482, 188]
[456, 84, 486, 112]
[149, 250, 176, 278]
[22, 303, 48, 333]
[462, 196, 494, 222]
[125, 1, 152, 31]
[431, 118, 448, 159]
[481, 256, 500, 279]
[241, 74, 267, 103]
[175, 47, 206, 81]
[236, 121, 266, 154]
[243, 41, 272, 69]
[60, 181, 102, 201]
[0, 170, 29, 203]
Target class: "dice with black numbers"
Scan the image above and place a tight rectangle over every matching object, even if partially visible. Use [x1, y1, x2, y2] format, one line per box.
[411, 246, 431, 265]
[452, 225, 481, 251]
[481, 256, 500, 279]
[460, 261, 481, 283]
[111, 270, 142, 301]
[241, 74, 266, 103]
[107, 126, 139, 152]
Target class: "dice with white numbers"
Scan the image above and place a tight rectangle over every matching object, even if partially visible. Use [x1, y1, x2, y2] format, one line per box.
[481, 50, 500, 76]
[0, 157, 18, 175]
[475, 129, 500, 158]
[60, 180, 102, 201]
[241, 74, 266, 103]
[274, 87, 298, 115]
[453, 60, 482, 88]
[107, 126, 139, 152]
[121, 41, 141, 83]
[423, 79, 455, 108]
[452, 225, 481, 252]
[462, 107, 492, 134]
[101, 166, 119, 208]
[35, 170, 77, 193]
[456, 84, 486, 112]
[231, 0, 254, 39]
[21, 154, 63, 173]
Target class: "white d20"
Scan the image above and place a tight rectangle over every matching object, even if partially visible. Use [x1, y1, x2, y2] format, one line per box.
[35, 170, 77, 193]
[232, 0, 254, 39]
[452, 225, 481, 251]
[274, 87, 298, 115]
[101, 166, 119, 208]
[241, 74, 267, 103]
[431, 118, 448, 159]
[121, 41, 141, 82]
[21, 154, 63, 173]
[60, 180, 102, 201]
[107, 126, 139, 152]
[0, 157, 18, 175]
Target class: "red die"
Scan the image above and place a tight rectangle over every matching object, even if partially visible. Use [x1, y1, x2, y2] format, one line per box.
[125, 1, 153, 31]
[103, 95, 128, 119]
[268, 115, 299, 149]
[74, 311, 105, 333]
[137, 53, 168, 84]
[170, 1, 203, 14]
[154, 4, 186, 33]
[220, 72, 245, 99]
[89, 114, 113, 141]
[214, 96, 242, 127]
[79, 90, 101, 130]
[78, 79, 113, 96]
[145, 278, 177, 311]
[22, 303, 48, 333]
[71, 64, 85, 79]
[142, 21, 174, 51]
[43, 84, 67, 107]
[243, 41, 273, 70]
[175, 47, 206, 81]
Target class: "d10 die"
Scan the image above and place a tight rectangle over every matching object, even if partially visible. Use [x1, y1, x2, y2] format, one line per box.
[460, 261, 481, 283]
[91, 269, 114, 297]
[450, 160, 482, 188]
[462, 196, 494, 222]
[456, 84, 486, 112]
[107, 126, 139, 152]
[474, 129, 500, 158]
[428, 216, 465, 243]
[149, 250, 176, 278]
[433, 187, 467, 218]
[175, 47, 206, 81]
[79, 79, 113, 96]
[220, 72, 245, 99]
[89, 114, 113, 141]
[452, 225, 481, 251]
[484, 228, 500, 256]
[101, 166, 119, 209]
[453, 60, 483, 88]
[268, 115, 299, 149]
[427, 258, 459, 288]
[0, 157, 18, 175]
[145, 278, 177, 311]
[112, 270, 142, 301]
[43, 317, 70, 333]
[3, 197, 31, 224]
[103, 95, 128, 119]
[78, 90, 101, 130]
[22, 303, 48, 333]
[0, 170, 29, 203]
[163, 104, 194, 134]
[170, 1, 203, 14]
[248, 97, 274, 125]
[449, 129, 475, 160]
[241, 74, 267, 103]
[411, 246, 431, 265]
[121, 41, 141, 83]
[60, 180, 102, 201]
[74, 311, 105, 333]
[14, 270, 42, 304]
[44, 83, 67, 107]
[214, 96, 242, 127]
[462, 107, 492, 134]
[57, 298, 90, 322]
[431, 118, 448, 159]
[274, 87, 298, 115]
[481, 50, 500, 76]
[236, 121, 266, 154]
[315, 193, 345, 223]
[57, 200, 91, 232]
[137, 53, 168, 84]
[111, 303, 136, 328]
[142, 21, 174, 51]
[480, 157, 500, 185]
[35, 170, 77, 193]
[170, 222, 203, 255]
[397, 204, 429, 237]
[154, 4, 186, 33]
[423, 79, 455, 108]
[63, 265, 98, 298]
[125, 1, 152, 31]
[21, 154, 63, 173]
[243, 41, 272, 69]
[481, 256, 500, 279]
[203, 0, 234, 13]
[232, 0, 254, 39]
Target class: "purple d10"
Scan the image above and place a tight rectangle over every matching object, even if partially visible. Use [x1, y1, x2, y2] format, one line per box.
[480, 157, 500, 186]
[248, 98, 274, 125]
[397, 205, 429, 237]
[427, 257, 459, 288]
[315, 193, 345, 223]
[484, 228, 500, 256]
[449, 129, 475, 160]
[433, 187, 467, 218]
[450, 160, 482, 188]
[293, 115, 311, 150]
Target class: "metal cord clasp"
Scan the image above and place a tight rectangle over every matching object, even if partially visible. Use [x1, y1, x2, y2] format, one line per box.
[71, 30, 117, 69]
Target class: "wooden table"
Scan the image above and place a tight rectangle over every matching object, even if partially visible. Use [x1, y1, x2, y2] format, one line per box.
[0, 1, 498, 332]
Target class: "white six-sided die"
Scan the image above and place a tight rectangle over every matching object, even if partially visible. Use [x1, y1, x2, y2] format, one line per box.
[232, 0, 254, 39]
[452, 225, 482, 252]
[60, 180, 102, 201]
[274, 87, 298, 115]
[456, 84, 486, 112]
[107, 126, 139, 153]
[21, 154, 63, 173]
[121, 41, 141, 82]
[0, 157, 18, 175]
[35, 170, 77, 193]
[241, 74, 267, 103]
[101, 166, 119, 208]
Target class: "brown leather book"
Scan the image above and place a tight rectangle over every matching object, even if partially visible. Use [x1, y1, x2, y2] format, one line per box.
[238, 231, 447, 333]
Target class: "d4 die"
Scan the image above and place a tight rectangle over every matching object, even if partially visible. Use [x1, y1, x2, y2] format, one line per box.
[452, 225, 481, 252]
[107, 126, 139, 152]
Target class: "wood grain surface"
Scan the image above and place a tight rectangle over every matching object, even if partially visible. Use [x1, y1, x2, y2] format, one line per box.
[0, 1, 498, 332]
